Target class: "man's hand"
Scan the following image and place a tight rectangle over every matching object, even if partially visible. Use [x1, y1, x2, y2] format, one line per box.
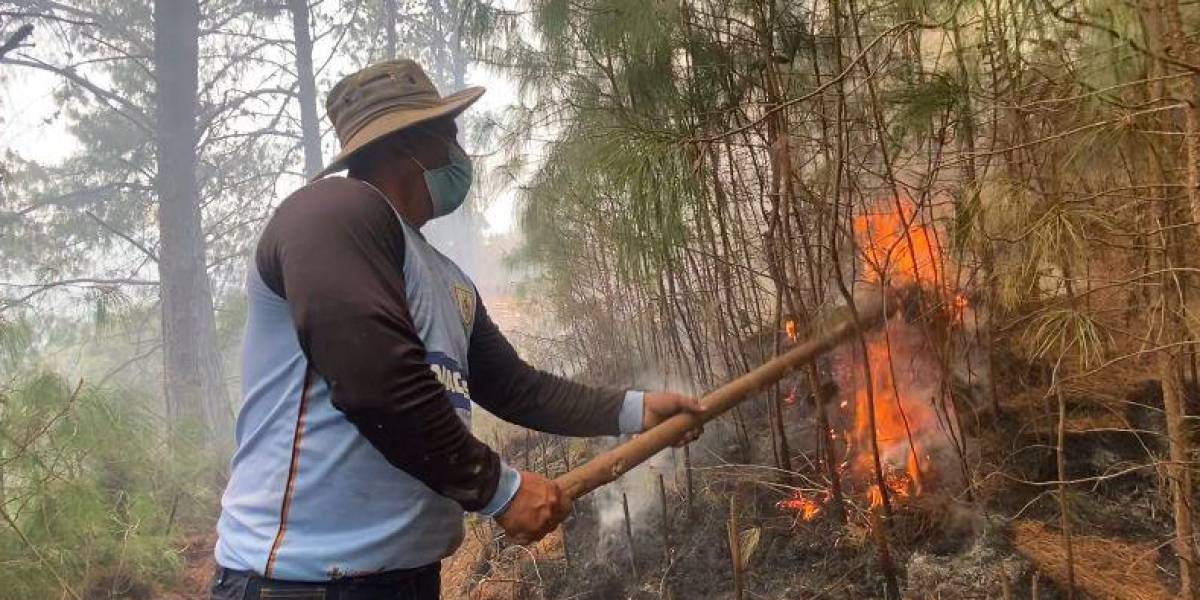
[642, 391, 705, 446]
[494, 471, 572, 545]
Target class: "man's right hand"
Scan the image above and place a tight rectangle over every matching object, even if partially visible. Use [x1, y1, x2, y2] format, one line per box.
[494, 471, 572, 545]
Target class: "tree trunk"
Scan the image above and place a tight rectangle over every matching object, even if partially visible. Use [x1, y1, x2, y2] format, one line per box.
[384, 0, 398, 59]
[1161, 343, 1194, 598]
[1159, 3, 1199, 596]
[1055, 383, 1076, 598]
[447, 0, 467, 89]
[1159, 193, 1195, 598]
[153, 0, 231, 449]
[1159, 3, 1200, 233]
[288, 0, 324, 179]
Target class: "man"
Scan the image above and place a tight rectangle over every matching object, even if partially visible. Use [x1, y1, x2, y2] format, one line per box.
[210, 59, 701, 600]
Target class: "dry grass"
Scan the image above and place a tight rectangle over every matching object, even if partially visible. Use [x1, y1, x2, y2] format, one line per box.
[441, 521, 493, 599]
[441, 520, 567, 600]
[157, 532, 217, 600]
[1061, 411, 1129, 433]
[1011, 520, 1172, 600]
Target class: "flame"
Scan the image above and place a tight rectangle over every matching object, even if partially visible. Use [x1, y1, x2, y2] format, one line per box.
[785, 319, 797, 342]
[845, 197, 945, 504]
[852, 198, 942, 287]
[952, 293, 969, 324]
[848, 331, 929, 493]
[778, 493, 826, 521]
[868, 463, 918, 508]
[780, 197, 959, 520]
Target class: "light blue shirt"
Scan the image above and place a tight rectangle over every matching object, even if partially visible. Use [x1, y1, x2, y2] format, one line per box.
[215, 212, 644, 580]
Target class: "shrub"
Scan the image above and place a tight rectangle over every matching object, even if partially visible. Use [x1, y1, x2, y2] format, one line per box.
[0, 370, 213, 599]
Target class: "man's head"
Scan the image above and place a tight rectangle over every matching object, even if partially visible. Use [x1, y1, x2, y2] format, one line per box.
[346, 117, 465, 226]
[318, 59, 484, 226]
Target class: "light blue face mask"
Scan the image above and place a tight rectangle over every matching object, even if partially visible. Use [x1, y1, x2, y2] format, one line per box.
[410, 138, 473, 219]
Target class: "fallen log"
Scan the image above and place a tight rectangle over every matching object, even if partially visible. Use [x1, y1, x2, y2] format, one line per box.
[555, 288, 898, 499]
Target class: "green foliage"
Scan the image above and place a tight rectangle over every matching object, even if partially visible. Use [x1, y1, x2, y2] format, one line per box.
[507, 1, 734, 295]
[887, 71, 968, 138]
[0, 317, 33, 370]
[0, 371, 211, 599]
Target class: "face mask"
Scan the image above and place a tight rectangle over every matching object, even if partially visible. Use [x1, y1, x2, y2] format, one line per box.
[409, 139, 473, 219]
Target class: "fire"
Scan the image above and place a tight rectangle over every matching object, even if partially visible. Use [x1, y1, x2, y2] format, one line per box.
[852, 198, 942, 287]
[847, 330, 932, 495]
[778, 492, 827, 521]
[846, 197, 950, 506]
[952, 293, 969, 324]
[868, 467, 918, 509]
[785, 319, 797, 342]
[781, 197, 960, 520]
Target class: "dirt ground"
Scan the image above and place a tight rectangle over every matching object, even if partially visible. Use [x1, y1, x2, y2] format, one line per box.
[161, 522, 560, 600]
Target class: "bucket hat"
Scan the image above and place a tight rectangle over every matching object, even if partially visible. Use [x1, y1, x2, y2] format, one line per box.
[314, 59, 484, 180]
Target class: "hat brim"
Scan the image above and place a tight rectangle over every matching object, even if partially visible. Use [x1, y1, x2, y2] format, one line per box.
[312, 86, 485, 181]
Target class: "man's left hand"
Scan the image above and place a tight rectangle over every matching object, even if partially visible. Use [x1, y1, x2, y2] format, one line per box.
[642, 391, 704, 446]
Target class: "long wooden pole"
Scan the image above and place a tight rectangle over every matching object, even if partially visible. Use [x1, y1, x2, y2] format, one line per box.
[555, 289, 895, 499]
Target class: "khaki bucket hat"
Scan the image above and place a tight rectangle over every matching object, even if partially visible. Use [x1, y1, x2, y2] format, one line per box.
[313, 59, 484, 180]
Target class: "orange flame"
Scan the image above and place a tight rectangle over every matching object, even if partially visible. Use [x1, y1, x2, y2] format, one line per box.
[952, 293, 969, 324]
[785, 319, 797, 342]
[868, 462, 919, 508]
[848, 332, 930, 494]
[846, 197, 945, 503]
[780, 197, 957, 520]
[852, 198, 942, 287]
[778, 493, 826, 521]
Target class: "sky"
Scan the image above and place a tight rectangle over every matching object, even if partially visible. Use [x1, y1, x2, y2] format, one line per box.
[465, 62, 521, 236]
[1, 66, 76, 163]
[0, 25, 524, 235]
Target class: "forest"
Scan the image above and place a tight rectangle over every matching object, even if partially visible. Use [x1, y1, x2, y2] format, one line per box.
[2, 0, 1199, 598]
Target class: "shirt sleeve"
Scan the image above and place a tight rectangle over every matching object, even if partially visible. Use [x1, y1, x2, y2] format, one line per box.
[467, 296, 645, 436]
[255, 177, 506, 512]
[478, 465, 522, 517]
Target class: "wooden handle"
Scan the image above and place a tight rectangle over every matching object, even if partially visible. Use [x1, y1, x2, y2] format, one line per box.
[554, 290, 894, 500]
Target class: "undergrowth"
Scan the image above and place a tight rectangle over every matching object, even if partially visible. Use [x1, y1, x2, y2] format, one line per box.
[0, 370, 221, 600]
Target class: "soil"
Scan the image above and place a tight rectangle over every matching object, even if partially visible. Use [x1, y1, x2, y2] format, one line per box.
[161, 361, 1185, 599]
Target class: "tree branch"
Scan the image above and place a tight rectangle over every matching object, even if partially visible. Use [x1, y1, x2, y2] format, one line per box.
[0, 55, 153, 134]
[0, 23, 32, 60]
[84, 210, 158, 263]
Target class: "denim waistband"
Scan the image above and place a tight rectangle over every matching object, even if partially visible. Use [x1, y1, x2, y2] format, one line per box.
[214, 561, 439, 589]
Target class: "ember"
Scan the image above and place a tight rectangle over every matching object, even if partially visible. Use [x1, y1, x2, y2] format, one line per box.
[778, 492, 828, 521]
[867, 469, 917, 509]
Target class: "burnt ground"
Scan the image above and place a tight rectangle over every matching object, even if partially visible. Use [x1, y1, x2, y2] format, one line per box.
[163, 359, 1183, 600]
[449, 355, 1183, 599]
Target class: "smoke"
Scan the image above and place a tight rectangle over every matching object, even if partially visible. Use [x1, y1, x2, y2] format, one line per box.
[950, 301, 993, 410]
[589, 370, 691, 563]
[592, 445, 675, 564]
[587, 369, 741, 564]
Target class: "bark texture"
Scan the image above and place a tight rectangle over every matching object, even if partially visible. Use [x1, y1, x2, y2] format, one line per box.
[288, 0, 323, 179]
[153, 0, 231, 447]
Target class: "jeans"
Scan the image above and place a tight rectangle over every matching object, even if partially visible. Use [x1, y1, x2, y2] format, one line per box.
[209, 564, 441, 600]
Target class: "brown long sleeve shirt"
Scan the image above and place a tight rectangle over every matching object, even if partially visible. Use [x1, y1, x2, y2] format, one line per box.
[253, 177, 635, 510]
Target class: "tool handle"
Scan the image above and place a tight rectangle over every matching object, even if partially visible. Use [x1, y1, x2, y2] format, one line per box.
[554, 290, 893, 500]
